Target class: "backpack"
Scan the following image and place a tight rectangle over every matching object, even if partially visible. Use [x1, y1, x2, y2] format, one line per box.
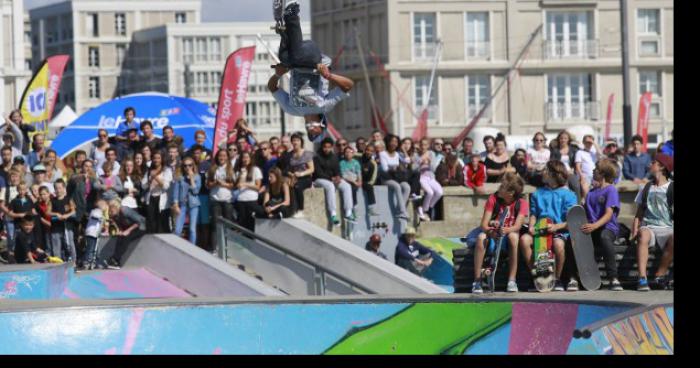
[490, 195, 522, 224]
[640, 181, 674, 220]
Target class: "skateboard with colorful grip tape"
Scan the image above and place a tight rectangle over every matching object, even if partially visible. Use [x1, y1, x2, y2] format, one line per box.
[532, 218, 555, 292]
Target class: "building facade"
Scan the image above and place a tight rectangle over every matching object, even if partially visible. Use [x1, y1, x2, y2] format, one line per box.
[29, 0, 201, 115]
[127, 22, 311, 139]
[311, 0, 674, 147]
[1, 0, 30, 115]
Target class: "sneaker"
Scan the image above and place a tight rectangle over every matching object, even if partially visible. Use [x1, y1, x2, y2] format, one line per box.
[106, 258, 121, 270]
[472, 281, 483, 294]
[397, 213, 409, 220]
[273, 0, 284, 21]
[610, 279, 624, 291]
[344, 213, 356, 223]
[653, 275, 669, 290]
[330, 215, 340, 226]
[506, 280, 519, 293]
[418, 213, 430, 223]
[292, 211, 305, 219]
[284, 0, 299, 17]
[553, 280, 565, 292]
[567, 279, 579, 292]
[637, 278, 650, 292]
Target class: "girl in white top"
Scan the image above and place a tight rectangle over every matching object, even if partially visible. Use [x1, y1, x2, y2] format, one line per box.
[142, 151, 172, 233]
[378, 134, 411, 219]
[416, 138, 443, 222]
[207, 149, 236, 226]
[233, 151, 264, 231]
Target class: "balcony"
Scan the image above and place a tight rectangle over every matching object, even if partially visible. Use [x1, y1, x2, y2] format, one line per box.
[545, 101, 600, 122]
[414, 43, 438, 61]
[466, 41, 490, 59]
[543, 39, 599, 59]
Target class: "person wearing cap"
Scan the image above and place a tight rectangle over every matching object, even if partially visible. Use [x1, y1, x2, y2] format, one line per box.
[2, 132, 22, 161]
[365, 233, 388, 260]
[623, 135, 652, 184]
[32, 163, 55, 195]
[659, 130, 674, 157]
[633, 153, 674, 291]
[395, 227, 434, 276]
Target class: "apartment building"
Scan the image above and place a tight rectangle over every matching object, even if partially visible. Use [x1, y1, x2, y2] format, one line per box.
[311, 0, 674, 146]
[126, 22, 311, 139]
[1, 0, 30, 115]
[29, 0, 201, 115]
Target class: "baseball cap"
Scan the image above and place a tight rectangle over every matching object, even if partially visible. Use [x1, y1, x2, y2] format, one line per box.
[654, 153, 674, 173]
[405, 227, 417, 236]
[32, 163, 47, 173]
[13, 156, 25, 164]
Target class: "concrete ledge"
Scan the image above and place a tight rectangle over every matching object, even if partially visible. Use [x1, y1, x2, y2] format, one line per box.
[122, 234, 284, 297]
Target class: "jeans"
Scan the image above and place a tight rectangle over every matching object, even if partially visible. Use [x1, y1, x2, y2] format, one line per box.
[592, 228, 619, 279]
[293, 176, 313, 211]
[235, 200, 266, 232]
[146, 195, 170, 233]
[383, 180, 411, 217]
[83, 236, 98, 267]
[4, 220, 15, 253]
[314, 179, 353, 217]
[279, 10, 321, 68]
[50, 229, 76, 262]
[362, 183, 376, 206]
[174, 205, 200, 245]
[420, 175, 443, 212]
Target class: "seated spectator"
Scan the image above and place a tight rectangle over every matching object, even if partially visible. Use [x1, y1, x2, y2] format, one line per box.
[13, 215, 48, 264]
[313, 138, 353, 225]
[510, 148, 528, 180]
[378, 134, 411, 220]
[633, 153, 673, 291]
[436, 153, 464, 187]
[355, 137, 367, 159]
[464, 154, 487, 195]
[261, 167, 293, 219]
[442, 143, 455, 158]
[369, 130, 384, 148]
[416, 138, 443, 223]
[480, 135, 495, 159]
[365, 233, 387, 260]
[104, 199, 146, 270]
[469, 173, 528, 294]
[606, 150, 625, 184]
[623, 135, 652, 184]
[431, 138, 445, 168]
[95, 161, 124, 201]
[233, 151, 264, 232]
[574, 135, 601, 200]
[171, 156, 201, 244]
[484, 134, 514, 183]
[457, 137, 475, 167]
[526, 132, 550, 187]
[395, 227, 434, 276]
[359, 142, 379, 216]
[335, 138, 349, 159]
[287, 133, 315, 218]
[339, 146, 362, 221]
[400, 137, 421, 198]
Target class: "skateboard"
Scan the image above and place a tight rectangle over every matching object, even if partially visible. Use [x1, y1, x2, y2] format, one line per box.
[532, 218, 555, 292]
[272, 0, 286, 33]
[567, 205, 602, 291]
[481, 209, 509, 292]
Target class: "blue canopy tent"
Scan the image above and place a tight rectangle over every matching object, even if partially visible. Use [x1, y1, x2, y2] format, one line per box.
[51, 92, 216, 158]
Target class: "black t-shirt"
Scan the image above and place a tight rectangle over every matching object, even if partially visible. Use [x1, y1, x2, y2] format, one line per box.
[14, 230, 39, 263]
[9, 196, 34, 225]
[484, 157, 509, 183]
[50, 196, 72, 233]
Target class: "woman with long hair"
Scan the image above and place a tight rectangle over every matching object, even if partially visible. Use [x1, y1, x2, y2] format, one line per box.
[43, 149, 66, 183]
[171, 156, 201, 244]
[233, 151, 264, 231]
[141, 151, 172, 233]
[119, 158, 143, 211]
[550, 130, 581, 199]
[378, 134, 411, 219]
[91, 129, 111, 170]
[207, 148, 235, 233]
[4, 109, 36, 154]
[484, 133, 514, 183]
[287, 133, 315, 218]
[415, 138, 443, 222]
[141, 144, 153, 171]
[526, 132, 550, 187]
[400, 137, 422, 197]
[261, 167, 293, 218]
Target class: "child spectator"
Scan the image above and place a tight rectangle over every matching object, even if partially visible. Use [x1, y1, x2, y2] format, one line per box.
[581, 159, 623, 291]
[49, 179, 77, 263]
[171, 156, 201, 244]
[359, 142, 379, 216]
[519, 160, 578, 292]
[633, 153, 674, 291]
[96, 161, 124, 201]
[395, 227, 434, 276]
[34, 186, 53, 256]
[416, 138, 443, 222]
[365, 233, 388, 260]
[261, 167, 293, 219]
[339, 146, 362, 221]
[463, 154, 487, 195]
[13, 215, 47, 264]
[469, 173, 528, 294]
[82, 199, 109, 270]
[0, 169, 22, 256]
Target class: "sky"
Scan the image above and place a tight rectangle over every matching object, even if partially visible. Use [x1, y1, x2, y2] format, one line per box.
[24, 0, 310, 22]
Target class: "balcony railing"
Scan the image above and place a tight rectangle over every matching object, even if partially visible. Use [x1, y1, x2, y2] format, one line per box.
[543, 39, 599, 59]
[466, 41, 490, 59]
[414, 43, 438, 61]
[545, 101, 600, 122]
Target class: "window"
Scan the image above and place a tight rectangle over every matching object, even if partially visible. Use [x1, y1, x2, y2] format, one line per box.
[639, 71, 662, 118]
[467, 75, 491, 118]
[115, 13, 126, 36]
[116, 44, 126, 66]
[211, 71, 222, 94]
[466, 13, 489, 58]
[25, 59, 32, 70]
[88, 77, 101, 99]
[413, 13, 437, 60]
[195, 72, 209, 95]
[640, 41, 659, 55]
[210, 38, 222, 62]
[547, 74, 594, 120]
[182, 38, 194, 63]
[24, 31, 31, 44]
[415, 75, 439, 120]
[196, 37, 208, 62]
[545, 11, 595, 58]
[175, 12, 187, 24]
[86, 13, 98, 37]
[88, 46, 100, 67]
[246, 103, 257, 125]
[637, 9, 660, 34]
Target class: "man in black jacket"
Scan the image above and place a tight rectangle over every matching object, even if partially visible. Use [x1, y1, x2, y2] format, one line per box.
[313, 138, 353, 226]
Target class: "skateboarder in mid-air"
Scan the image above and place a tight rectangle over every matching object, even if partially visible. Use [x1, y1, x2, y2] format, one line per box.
[267, 0, 355, 146]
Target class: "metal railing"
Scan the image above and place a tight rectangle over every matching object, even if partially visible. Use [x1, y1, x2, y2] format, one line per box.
[545, 101, 600, 122]
[215, 217, 372, 295]
[543, 39, 599, 59]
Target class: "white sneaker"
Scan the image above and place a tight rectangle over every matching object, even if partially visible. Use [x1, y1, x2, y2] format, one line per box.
[567, 279, 579, 292]
[292, 211, 305, 219]
[506, 281, 519, 293]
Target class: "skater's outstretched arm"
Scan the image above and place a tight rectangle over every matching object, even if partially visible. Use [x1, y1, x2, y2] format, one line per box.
[318, 64, 354, 93]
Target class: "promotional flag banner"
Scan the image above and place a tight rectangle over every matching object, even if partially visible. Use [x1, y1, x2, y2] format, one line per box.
[636, 92, 653, 152]
[18, 54, 70, 136]
[605, 93, 615, 141]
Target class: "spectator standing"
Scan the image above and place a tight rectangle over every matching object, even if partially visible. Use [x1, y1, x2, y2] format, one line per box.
[26, 133, 47, 169]
[258, 141, 278, 189]
[32, 164, 55, 195]
[207, 149, 236, 233]
[574, 135, 601, 201]
[119, 159, 143, 211]
[140, 145, 153, 172]
[97, 148, 121, 177]
[623, 135, 652, 183]
[142, 151, 172, 233]
[0, 169, 22, 256]
[2, 132, 22, 161]
[0, 146, 13, 182]
[190, 144, 212, 250]
[233, 151, 264, 232]
[95, 161, 124, 201]
[659, 130, 674, 157]
[158, 126, 185, 156]
[550, 130, 582, 200]
[171, 156, 201, 244]
[4, 110, 36, 155]
[48, 180, 77, 263]
[140, 120, 162, 152]
[115, 107, 139, 142]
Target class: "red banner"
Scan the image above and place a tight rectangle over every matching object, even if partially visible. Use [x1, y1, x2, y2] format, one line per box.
[605, 93, 615, 141]
[411, 109, 429, 141]
[19, 54, 70, 134]
[213, 46, 256, 158]
[636, 92, 653, 153]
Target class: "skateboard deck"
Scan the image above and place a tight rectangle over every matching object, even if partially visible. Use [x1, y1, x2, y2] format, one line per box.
[482, 209, 509, 292]
[567, 205, 602, 291]
[532, 218, 555, 292]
